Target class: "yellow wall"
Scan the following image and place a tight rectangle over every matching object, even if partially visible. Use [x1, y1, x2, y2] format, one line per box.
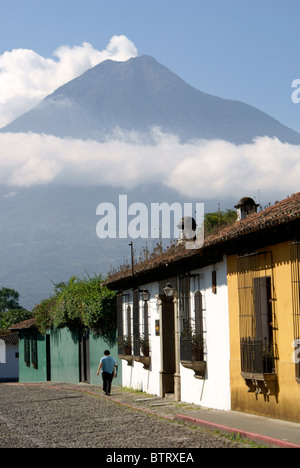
[228, 242, 300, 422]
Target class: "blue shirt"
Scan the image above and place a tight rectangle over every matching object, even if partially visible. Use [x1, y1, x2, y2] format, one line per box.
[100, 355, 117, 374]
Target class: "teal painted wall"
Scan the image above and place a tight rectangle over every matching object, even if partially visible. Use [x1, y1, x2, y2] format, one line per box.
[19, 332, 47, 383]
[89, 333, 122, 386]
[50, 327, 80, 384]
[18, 327, 122, 387]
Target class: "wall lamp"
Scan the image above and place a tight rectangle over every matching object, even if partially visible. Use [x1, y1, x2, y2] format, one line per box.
[163, 283, 176, 298]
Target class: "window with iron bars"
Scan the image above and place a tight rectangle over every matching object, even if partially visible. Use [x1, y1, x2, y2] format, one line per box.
[117, 294, 132, 356]
[117, 291, 150, 358]
[140, 300, 150, 357]
[291, 242, 300, 380]
[132, 290, 141, 357]
[238, 252, 277, 375]
[179, 275, 205, 362]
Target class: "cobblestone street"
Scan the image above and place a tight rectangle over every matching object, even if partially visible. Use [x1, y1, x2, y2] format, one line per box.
[0, 383, 251, 449]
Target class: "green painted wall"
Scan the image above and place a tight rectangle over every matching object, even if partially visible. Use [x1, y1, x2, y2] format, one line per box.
[89, 333, 122, 386]
[19, 332, 47, 383]
[50, 327, 80, 384]
[18, 327, 122, 387]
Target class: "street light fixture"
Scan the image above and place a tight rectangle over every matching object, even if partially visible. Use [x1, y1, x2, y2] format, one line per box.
[140, 289, 150, 302]
[163, 283, 175, 298]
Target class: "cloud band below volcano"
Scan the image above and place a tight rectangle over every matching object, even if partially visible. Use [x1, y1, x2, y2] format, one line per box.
[0, 129, 299, 202]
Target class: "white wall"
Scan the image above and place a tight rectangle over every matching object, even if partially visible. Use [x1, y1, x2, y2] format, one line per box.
[0, 339, 5, 363]
[120, 257, 231, 411]
[0, 340, 19, 381]
[180, 258, 231, 410]
[121, 282, 161, 396]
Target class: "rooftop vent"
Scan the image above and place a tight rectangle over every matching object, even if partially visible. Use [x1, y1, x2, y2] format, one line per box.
[234, 197, 260, 221]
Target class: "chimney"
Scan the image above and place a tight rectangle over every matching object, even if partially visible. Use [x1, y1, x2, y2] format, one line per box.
[234, 197, 259, 221]
[177, 216, 197, 244]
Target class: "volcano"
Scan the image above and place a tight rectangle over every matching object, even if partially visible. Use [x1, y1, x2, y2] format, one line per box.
[2, 55, 300, 144]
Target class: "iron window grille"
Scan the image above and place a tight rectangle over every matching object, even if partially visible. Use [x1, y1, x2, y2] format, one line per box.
[140, 301, 150, 357]
[179, 278, 205, 362]
[117, 291, 151, 358]
[117, 293, 133, 356]
[291, 242, 300, 380]
[237, 252, 277, 375]
[132, 290, 140, 357]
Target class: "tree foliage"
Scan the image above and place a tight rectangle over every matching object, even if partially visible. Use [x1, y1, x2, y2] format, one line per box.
[33, 274, 117, 344]
[204, 209, 237, 234]
[0, 287, 21, 313]
[0, 287, 32, 330]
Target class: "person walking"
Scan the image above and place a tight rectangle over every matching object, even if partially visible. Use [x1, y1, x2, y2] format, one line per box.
[97, 350, 118, 396]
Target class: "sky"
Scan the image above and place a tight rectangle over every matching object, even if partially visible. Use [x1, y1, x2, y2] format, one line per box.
[0, 0, 299, 203]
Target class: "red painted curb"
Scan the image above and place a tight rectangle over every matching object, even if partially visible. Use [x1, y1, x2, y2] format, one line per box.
[174, 414, 300, 449]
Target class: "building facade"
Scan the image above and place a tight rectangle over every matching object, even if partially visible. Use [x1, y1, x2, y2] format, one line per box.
[114, 258, 231, 410]
[0, 333, 19, 382]
[228, 240, 300, 423]
[108, 240, 232, 410]
[9, 319, 122, 386]
[106, 192, 300, 422]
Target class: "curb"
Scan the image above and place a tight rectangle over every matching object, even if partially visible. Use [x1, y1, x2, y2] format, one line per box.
[174, 414, 300, 449]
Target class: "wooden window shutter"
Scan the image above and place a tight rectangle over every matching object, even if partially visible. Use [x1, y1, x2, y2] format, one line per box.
[127, 305, 132, 338]
[212, 270, 217, 294]
[133, 290, 140, 357]
[31, 336, 38, 369]
[179, 275, 190, 332]
[253, 276, 272, 345]
[143, 301, 149, 340]
[195, 291, 203, 337]
[194, 290, 204, 361]
[24, 336, 30, 366]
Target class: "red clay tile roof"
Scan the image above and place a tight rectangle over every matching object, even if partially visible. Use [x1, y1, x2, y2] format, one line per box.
[8, 317, 37, 331]
[204, 192, 300, 247]
[105, 192, 300, 288]
[0, 333, 19, 345]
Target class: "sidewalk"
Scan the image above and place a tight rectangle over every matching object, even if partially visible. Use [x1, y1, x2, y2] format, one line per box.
[12, 382, 300, 448]
[173, 408, 300, 449]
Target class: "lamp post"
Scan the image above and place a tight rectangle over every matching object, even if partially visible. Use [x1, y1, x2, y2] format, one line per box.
[140, 289, 150, 302]
[129, 242, 134, 275]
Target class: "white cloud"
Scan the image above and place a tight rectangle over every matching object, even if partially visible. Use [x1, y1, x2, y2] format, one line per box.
[2, 191, 17, 199]
[0, 130, 299, 203]
[165, 137, 300, 200]
[0, 36, 138, 128]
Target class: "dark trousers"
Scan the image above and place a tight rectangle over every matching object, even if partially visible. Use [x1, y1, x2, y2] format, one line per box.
[102, 371, 113, 394]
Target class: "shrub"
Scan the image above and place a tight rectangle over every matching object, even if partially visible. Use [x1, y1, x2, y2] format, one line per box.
[33, 274, 117, 343]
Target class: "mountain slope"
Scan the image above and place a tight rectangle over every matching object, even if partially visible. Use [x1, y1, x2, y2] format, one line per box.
[3, 55, 300, 144]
